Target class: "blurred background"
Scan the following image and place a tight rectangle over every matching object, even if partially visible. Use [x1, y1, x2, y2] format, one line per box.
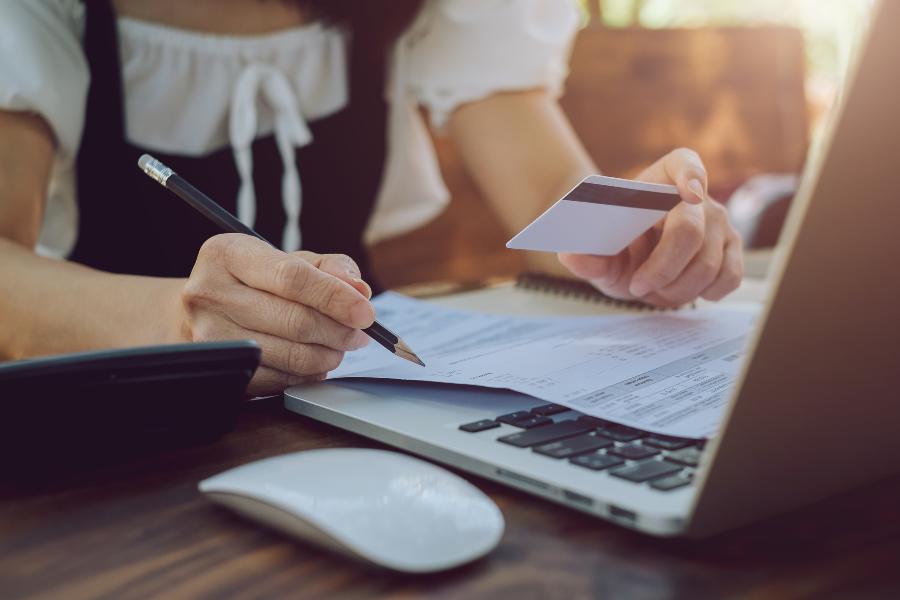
[370, 0, 874, 288]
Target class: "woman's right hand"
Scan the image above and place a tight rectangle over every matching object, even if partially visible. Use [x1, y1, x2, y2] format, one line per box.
[176, 233, 376, 396]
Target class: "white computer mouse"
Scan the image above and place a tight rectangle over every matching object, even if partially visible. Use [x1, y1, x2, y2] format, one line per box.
[198, 448, 504, 573]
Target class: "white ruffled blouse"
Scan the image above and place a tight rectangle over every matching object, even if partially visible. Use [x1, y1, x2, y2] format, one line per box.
[0, 0, 580, 258]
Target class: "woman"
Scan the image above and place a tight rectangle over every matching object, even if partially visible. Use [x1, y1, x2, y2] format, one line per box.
[0, 0, 742, 395]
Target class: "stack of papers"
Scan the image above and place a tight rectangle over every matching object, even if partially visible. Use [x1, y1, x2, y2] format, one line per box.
[330, 293, 760, 439]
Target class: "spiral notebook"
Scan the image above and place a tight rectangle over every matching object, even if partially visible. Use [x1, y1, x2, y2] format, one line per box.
[422, 272, 767, 316]
[426, 272, 671, 317]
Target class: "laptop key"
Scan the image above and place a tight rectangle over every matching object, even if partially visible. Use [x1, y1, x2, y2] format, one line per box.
[609, 460, 682, 483]
[608, 444, 659, 460]
[512, 416, 553, 429]
[577, 416, 607, 428]
[498, 420, 592, 448]
[643, 435, 693, 450]
[664, 446, 703, 467]
[531, 403, 570, 416]
[458, 419, 500, 433]
[570, 452, 624, 471]
[650, 472, 694, 491]
[596, 424, 646, 442]
[533, 433, 614, 459]
[496, 411, 532, 425]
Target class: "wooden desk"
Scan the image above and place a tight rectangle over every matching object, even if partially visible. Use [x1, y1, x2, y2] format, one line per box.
[2, 397, 900, 599]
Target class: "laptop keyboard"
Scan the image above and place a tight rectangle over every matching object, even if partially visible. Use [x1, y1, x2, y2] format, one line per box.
[459, 403, 705, 492]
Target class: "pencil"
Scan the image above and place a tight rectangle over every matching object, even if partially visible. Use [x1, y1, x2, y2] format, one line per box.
[137, 154, 425, 368]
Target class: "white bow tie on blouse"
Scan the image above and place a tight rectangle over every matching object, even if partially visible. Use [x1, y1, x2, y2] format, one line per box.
[229, 63, 312, 252]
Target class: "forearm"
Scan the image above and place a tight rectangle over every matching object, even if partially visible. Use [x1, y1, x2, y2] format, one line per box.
[449, 90, 597, 229]
[0, 110, 185, 358]
[0, 238, 186, 360]
[447, 90, 597, 274]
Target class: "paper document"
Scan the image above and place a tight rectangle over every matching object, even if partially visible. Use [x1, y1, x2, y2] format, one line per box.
[330, 293, 760, 438]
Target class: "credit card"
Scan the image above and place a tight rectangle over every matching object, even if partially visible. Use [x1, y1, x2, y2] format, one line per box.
[506, 175, 681, 255]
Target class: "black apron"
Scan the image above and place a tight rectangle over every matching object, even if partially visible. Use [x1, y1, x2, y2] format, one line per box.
[71, 0, 389, 284]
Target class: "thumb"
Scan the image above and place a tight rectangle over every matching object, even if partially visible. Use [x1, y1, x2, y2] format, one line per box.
[558, 252, 617, 284]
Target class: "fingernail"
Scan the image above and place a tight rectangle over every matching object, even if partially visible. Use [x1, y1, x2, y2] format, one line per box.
[630, 280, 650, 297]
[352, 277, 372, 299]
[687, 179, 705, 202]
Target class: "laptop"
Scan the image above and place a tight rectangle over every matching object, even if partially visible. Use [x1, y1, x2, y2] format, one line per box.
[285, 0, 900, 537]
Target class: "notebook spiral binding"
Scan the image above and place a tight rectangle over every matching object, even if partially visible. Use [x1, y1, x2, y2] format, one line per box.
[515, 272, 658, 310]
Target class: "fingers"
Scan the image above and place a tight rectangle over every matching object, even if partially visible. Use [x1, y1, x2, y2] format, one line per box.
[558, 252, 638, 302]
[300, 251, 372, 300]
[558, 253, 620, 286]
[562, 149, 741, 307]
[224, 285, 370, 352]
[655, 213, 726, 306]
[192, 314, 346, 378]
[185, 237, 372, 398]
[629, 202, 706, 297]
[640, 203, 742, 306]
[598, 229, 659, 300]
[198, 234, 375, 329]
[664, 148, 708, 205]
[560, 181, 742, 307]
[701, 234, 744, 301]
[619, 228, 659, 296]
[261, 333, 345, 376]
[559, 226, 662, 301]
[638, 148, 708, 205]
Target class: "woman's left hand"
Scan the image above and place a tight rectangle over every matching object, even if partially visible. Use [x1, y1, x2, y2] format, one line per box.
[558, 148, 744, 308]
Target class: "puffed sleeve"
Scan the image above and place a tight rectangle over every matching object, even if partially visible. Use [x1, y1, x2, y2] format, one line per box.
[0, 0, 88, 163]
[404, 0, 581, 128]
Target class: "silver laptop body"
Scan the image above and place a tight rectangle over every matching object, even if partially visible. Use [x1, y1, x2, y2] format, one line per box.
[285, 0, 900, 537]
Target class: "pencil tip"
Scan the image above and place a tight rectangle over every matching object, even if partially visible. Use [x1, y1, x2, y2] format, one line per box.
[394, 341, 426, 367]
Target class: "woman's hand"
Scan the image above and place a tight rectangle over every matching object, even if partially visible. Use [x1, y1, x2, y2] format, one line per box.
[176, 233, 375, 395]
[558, 148, 744, 307]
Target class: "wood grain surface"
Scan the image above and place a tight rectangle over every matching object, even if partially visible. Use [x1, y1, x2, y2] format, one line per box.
[3, 397, 900, 600]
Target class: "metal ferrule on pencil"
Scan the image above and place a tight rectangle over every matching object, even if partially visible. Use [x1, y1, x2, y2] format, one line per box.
[138, 154, 175, 186]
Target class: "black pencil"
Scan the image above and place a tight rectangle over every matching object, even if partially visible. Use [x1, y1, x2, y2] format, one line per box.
[137, 154, 425, 367]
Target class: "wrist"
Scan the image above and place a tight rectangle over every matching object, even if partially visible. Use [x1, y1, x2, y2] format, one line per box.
[158, 277, 193, 345]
